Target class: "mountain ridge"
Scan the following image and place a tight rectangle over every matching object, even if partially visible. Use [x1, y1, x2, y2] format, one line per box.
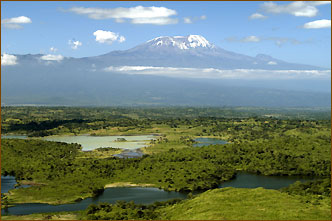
[4, 35, 326, 70]
[2, 35, 330, 107]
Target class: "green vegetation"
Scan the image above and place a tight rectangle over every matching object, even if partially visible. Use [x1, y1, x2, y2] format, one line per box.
[157, 188, 331, 220]
[79, 187, 330, 220]
[1, 106, 330, 219]
[3, 186, 330, 220]
[1, 211, 81, 220]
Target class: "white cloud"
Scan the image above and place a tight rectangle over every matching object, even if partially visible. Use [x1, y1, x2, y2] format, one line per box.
[310, 1, 332, 6]
[1, 53, 18, 66]
[261, 1, 330, 17]
[267, 61, 277, 65]
[249, 13, 267, 20]
[1, 16, 32, 29]
[182, 15, 206, 24]
[50, 47, 58, 52]
[303, 19, 331, 29]
[104, 65, 330, 80]
[131, 17, 178, 25]
[66, 6, 178, 25]
[118, 36, 126, 43]
[40, 54, 64, 61]
[183, 17, 192, 24]
[68, 40, 83, 49]
[243, 36, 261, 42]
[93, 30, 125, 44]
[2, 16, 31, 24]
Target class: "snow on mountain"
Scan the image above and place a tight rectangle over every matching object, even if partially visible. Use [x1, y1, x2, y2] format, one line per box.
[5, 35, 324, 71]
[2, 35, 330, 107]
[95, 35, 322, 70]
[146, 35, 214, 50]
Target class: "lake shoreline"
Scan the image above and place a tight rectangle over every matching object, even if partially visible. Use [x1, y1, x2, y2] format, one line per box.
[5, 181, 158, 206]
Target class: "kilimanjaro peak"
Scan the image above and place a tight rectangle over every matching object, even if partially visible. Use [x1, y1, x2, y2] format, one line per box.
[145, 35, 215, 50]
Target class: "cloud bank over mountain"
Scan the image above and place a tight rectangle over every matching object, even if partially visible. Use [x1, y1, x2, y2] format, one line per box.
[104, 66, 330, 80]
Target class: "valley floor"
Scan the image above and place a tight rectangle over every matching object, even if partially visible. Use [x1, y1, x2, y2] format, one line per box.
[1, 107, 331, 220]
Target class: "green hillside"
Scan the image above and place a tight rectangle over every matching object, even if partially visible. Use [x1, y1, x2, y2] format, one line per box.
[2, 186, 331, 220]
[158, 188, 331, 220]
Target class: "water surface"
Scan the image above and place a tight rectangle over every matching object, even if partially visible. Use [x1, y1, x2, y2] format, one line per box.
[1, 176, 17, 193]
[193, 137, 227, 147]
[113, 150, 144, 158]
[219, 172, 313, 189]
[42, 135, 155, 151]
[1, 172, 313, 215]
[1, 187, 186, 215]
[1, 135, 27, 139]
[1, 176, 30, 194]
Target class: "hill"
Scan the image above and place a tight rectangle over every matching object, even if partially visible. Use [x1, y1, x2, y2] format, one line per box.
[158, 187, 331, 220]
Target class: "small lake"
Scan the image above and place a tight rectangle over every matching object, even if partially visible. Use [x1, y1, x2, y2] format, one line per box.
[1, 176, 18, 194]
[1, 187, 187, 215]
[1, 135, 27, 139]
[42, 135, 155, 151]
[1, 176, 30, 194]
[1, 134, 155, 158]
[219, 172, 313, 189]
[1, 172, 313, 215]
[113, 150, 144, 158]
[193, 137, 227, 147]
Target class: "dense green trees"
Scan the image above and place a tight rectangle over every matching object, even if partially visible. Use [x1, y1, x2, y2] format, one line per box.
[2, 128, 330, 203]
[1, 107, 330, 214]
[85, 199, 182, 220]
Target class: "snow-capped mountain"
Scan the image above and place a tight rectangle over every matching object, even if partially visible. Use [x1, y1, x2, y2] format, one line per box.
[5, 35, 323, 70]
[146, 35, 215, 50]
[88, 35, 321, 70]
[2, 35, 330, 107]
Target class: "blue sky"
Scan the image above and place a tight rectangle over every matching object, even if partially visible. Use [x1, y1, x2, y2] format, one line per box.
[1, 1, 331, 68]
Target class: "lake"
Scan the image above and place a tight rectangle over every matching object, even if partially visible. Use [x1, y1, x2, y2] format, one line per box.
[42, 135, 155, 151]
[1, 172, 313, 215]
[219, 172, 313, 189]
[1, 135, 27, 139]
[1, 187, 187, 215]
[1, 134, 155, 158]
[1, 176, 18, 194]
[1, 176, 30, 194]
[193, 137, 227, 147]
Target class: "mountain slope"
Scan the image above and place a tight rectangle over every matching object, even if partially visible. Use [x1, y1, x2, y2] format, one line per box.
[158, 188, 331, 220]
[87, 35, 321, 70]
[1, 35, 330, 107]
